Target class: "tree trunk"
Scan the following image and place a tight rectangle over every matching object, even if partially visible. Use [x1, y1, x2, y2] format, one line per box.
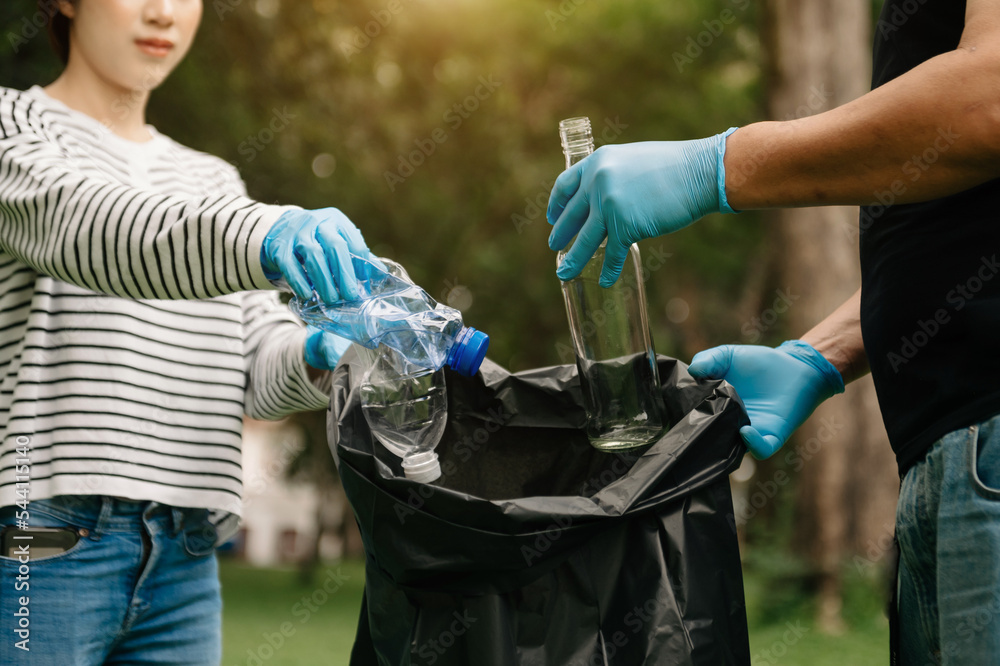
[761, 0, 898, 634]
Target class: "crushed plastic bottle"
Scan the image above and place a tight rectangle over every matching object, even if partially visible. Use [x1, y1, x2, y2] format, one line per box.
[291, 255, 489, 376]
[357, 344, 447, 483]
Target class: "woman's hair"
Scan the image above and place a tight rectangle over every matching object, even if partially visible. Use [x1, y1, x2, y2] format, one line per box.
[40, 0, 72, 65]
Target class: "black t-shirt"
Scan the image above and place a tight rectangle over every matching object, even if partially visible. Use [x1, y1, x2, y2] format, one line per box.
[860, 0, 1000, 475]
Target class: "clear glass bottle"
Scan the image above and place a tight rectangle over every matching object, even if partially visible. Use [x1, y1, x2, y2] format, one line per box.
[556, 117, 668, 451]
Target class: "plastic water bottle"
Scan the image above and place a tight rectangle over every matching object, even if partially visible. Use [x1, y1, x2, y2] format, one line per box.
[556, 117, 668, 450]
[357, 344, 447, 483]
[291, 255, 489, 377]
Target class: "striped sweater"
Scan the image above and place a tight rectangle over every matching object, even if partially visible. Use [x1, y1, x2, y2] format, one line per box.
[0, 85, 330, 517]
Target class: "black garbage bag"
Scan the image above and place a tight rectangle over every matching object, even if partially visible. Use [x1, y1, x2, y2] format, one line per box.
[328, 353, 751, 666]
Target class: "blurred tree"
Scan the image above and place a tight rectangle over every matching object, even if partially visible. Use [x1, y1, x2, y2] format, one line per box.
[150, 0, 764, 372]
[283, 407, 364, 581]
[2, 2, 62, 86]
[761, 0, 897, 634]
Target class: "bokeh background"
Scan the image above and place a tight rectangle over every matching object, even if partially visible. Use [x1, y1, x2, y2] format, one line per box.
[4, 0, 897, 663]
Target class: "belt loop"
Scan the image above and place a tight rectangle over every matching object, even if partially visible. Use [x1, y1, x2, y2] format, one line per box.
[93, 496, 115, 540]
[171, 507, 185, 536]
[968, 424, 979, 477]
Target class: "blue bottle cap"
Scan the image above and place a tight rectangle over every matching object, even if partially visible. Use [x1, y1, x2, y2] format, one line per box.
[446, 327, 490, 376]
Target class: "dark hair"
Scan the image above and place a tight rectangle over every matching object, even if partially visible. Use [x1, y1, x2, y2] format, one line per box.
[40, 0, 72, 65]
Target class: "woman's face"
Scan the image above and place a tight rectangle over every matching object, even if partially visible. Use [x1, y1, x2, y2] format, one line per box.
[64, 0, 203, 92]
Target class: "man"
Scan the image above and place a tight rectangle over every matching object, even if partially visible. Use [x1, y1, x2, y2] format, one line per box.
[547, 0, 999, 663]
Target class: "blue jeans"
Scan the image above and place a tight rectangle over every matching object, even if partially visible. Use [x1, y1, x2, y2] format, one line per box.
[897, 413, 1000, 665]
[0, 496, 222, 665]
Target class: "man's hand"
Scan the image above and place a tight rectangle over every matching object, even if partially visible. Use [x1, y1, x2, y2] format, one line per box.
[261, 208, 371, 303]
[304, 326, 353, 371]
[688, 340, 845, 459]
[546, 128, 737, 287]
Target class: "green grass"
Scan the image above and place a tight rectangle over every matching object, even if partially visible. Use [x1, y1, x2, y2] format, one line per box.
[743, 562, 889, 665]
[220, 558, 366, 666]
[220, 557, 888, 665]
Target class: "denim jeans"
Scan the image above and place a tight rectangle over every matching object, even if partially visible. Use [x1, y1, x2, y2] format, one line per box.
[0, 496, 222, 665]
[897, 413, 1000, 665]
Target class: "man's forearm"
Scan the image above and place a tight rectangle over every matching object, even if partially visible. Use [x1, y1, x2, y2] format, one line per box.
[724, 25, 1000, 210]
[800, 289, 869, 385]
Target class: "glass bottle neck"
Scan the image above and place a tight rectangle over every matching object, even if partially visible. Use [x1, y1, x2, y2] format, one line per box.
[565, 150, 592, 168]
[559, 117, 595, 170]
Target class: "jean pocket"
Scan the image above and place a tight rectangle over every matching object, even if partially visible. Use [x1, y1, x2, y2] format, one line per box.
[971, 424, 1000, 500]
[181, 512, 218, 558]
[0, 507, 88, 563]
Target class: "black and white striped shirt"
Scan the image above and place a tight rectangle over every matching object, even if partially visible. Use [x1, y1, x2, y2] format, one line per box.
[0, 85, 329, 516]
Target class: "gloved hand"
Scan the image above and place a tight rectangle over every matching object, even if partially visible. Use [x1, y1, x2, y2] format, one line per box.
[687, 340, 845, 459]
[547, 128, 739, 287]
[260, 208, 371, 303]
[304, 326, 353, 371]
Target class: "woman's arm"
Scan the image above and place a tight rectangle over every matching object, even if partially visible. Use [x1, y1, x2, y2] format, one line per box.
[241, 291, 330, 421]
[0, 88, 290, 300]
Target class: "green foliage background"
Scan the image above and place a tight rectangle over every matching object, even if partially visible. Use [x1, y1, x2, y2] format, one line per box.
[2, 3, 891, 659]
[3, 0, 768, 372]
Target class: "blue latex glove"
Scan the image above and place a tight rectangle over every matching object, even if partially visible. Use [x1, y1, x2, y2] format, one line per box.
[260, 208, 371, 303]
[304, 326, 353, 371]
[547, 128, 739, 287]
[687, 340, 845, 459]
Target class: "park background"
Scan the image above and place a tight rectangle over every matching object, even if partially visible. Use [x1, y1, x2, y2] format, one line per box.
[4, 0, 898, 663]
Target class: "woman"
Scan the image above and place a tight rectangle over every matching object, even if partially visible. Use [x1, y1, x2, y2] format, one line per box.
[0, 1, 359, 662]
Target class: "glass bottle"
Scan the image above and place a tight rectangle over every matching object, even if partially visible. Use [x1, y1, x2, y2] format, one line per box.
[556, 117, 668, 451]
